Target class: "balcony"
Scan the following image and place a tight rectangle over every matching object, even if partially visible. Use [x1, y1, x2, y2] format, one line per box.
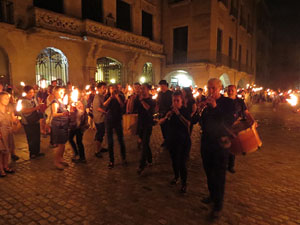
[0, 0, 14, 24]
[31, 7, 163, 54]
[230, 6, 238, 19]
[247, 25, 253, 35]
[239, 17, 247, 29]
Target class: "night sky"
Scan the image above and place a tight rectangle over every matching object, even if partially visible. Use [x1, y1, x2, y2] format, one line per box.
[266, 0, 300, 89]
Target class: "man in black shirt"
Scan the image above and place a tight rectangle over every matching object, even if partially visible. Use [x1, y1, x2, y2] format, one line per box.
[157, 80, 173, 147]
[129, 83, 155, 175]
[227, 85, 256, 173]
[104, 85, 127, 169]
[200, 78, 235, 219]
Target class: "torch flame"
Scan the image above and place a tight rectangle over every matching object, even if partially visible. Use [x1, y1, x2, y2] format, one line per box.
[193, 92, 200, 98]
[85, 85, 90, 90]
[286, 94, 298, 107]
[20, 81, 25, 87]
[40, 79, 47, 89]
[152, 93, 158, 100]
[63, 94, 69, 105]
[16, 99, 22, 112]
[71, 89, 79, 103]
[22, 92, 26, 97]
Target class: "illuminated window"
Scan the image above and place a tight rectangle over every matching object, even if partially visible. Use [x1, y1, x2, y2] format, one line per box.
[96, 57, 122, 84]
[141, 62, 153, 83]
[35, 47, 68, 86]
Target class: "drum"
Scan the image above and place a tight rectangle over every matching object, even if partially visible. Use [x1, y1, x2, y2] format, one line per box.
[229, 120, 262, 155]
[122, 114, 138, 135]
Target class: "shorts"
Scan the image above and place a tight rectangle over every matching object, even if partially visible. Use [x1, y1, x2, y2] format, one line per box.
[95, 122, 105, 142]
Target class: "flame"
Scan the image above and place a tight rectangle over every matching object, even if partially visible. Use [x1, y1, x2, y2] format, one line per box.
[22, 92, 26, 97]
[40, 79, 47, 89]
[152, 93, 158, 99]
[71, 89, 79, 103]
[286, 94, 298, 107]
[85, 85, 90, 90]
[157, 87, 161, 92]
[16, 99, 22, 112]
[20, 81, 25, 86]
[128, 85, 132, 91]
[193, 92, 200, 98]
[63, 94, 69, 105]
[204, 85, 207, 93]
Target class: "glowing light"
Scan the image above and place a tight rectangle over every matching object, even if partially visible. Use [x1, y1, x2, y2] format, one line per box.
[193, 92, 200, 98]
[71, 89, 79, 103]
[16, 100, 22, 112]
[128, 85, 132, 91]
[140, 76, 146, 83]
[20, 81, 25, 86]
[237, 94, 242, 98]
[63, 94, 68, 105]
[246, 84, 250, 88]
[204, 85, 207, 93]
[286, 94, 298, 107]
[40, 79, 47, 89]
[110, 79, 116, 84]
[22, 92, 26, 97]
[157, 87, 161, 92]
[288, 89, 292, 94]
[279, 93, 283, 96]
[85, 85, 90, 90]
[152, 94, 158, 99]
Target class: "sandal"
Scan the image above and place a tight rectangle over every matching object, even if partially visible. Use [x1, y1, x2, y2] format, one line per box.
[4, 168, 15, 174]
[0, 170, 7, 177]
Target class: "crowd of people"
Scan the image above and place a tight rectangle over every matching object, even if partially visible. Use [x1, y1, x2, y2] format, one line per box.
[0, 77, 282, 220]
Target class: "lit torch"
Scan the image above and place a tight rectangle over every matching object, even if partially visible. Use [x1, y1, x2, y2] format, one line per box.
[85, 85, 90, 90]
[71, 89, 79, 106]
[16, 99, 22, 112]
[152, 93, 158, 100]
[286, 94, 298, 107]
[40, 79, 47, 89]
[63, 94, 69, 105]
[20, 81, 25, 87]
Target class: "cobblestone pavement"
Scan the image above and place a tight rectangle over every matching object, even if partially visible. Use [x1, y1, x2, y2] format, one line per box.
[1, 103, 300, 225]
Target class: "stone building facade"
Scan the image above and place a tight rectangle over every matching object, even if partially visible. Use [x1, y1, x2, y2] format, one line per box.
[162, 0, 256, 88]
[0, 0, 163, 88]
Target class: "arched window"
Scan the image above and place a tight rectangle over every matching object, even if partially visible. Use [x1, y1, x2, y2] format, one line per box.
[219, 73, 231, 88]
[140, 62, 153, 83]
[36, 47, 68, 86]
[96, 57, 122, 84]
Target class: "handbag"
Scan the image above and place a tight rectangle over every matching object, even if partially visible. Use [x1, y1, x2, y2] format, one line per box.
[24, 110, 43, 124]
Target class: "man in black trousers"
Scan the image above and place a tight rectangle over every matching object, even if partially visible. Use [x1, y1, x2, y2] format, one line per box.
[199, 78, 235, 219]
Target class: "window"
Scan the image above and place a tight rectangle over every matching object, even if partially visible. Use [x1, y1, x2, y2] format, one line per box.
[238, 45, 242, 66]
[217, 28, 223, 53]
[228, 37, 233, 58]
[116, 0, 131, 32]
[0, 0, 14, 24]
[142, 11, 153, 40]
[173, 26, 188, 64]
[82, 0, 103, 23]
[33, 0, 64, 13]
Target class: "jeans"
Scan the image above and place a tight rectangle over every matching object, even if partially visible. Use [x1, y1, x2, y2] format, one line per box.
[138, 126, 152, 169]
[23, 123, 41, 156]
[107, 122, 126, 163]
[69, 128, 85, 160]
[201, 137, 229, 211]
[169, 140, 191, 185]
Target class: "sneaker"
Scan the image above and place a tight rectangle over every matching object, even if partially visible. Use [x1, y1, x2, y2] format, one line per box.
[11, 154, 19, 161]
[108, 162, 114, 169]
[95, 151, 103, 158]
[170, 178, 179, 185]
[228, 167, 236, 173]
[201, 196, 213, 204]
[36, 153, 45, 158]
[180, 185, 187, 194]
[100, 148, 108, 153]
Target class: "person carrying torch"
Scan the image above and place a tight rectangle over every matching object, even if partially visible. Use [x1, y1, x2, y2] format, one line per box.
[51, 86, 69, 170]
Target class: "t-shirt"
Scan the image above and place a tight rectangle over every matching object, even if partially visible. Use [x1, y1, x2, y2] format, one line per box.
[93, 94, 106, 124]
[233, 98, 247, 121]
[200, 95, 235, 140]
[134, 97, 156, 128]
[166, 107, 191, 142]
[21, 98, 39, 125]
[157, 90, 173, 116]
[104, 94, 125, 124]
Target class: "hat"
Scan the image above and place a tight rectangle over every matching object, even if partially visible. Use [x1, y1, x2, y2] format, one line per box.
[158, 80, 168, 86]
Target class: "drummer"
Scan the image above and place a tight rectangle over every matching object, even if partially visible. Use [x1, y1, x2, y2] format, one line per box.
[227, 85, 256, 173]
